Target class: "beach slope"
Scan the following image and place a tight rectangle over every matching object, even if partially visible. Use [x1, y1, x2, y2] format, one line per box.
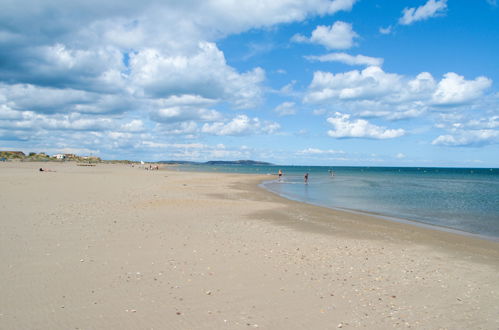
[1, 162, 498, 329]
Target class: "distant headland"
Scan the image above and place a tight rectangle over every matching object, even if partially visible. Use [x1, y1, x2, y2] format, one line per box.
[0, 151, 273, 166]
[158, 160, 274, 166]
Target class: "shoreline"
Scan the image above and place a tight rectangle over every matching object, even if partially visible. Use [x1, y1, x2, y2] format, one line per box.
[174, 165, 499, 245]
[237, 176, 499, 266]
[260, 179, 499, 244]
[1, 162, 498, 329]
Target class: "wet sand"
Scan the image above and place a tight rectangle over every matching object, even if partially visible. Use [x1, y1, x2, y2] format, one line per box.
[1, 162, 498, 329]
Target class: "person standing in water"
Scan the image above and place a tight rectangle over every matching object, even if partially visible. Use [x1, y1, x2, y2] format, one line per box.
[278, 169, 283, 181]
[304, 172, 309, 184]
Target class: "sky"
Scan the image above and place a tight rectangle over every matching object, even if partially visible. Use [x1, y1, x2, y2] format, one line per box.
[0, 0, 498, 166]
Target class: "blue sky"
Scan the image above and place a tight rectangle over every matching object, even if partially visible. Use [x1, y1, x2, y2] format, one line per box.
[1, 0, 498, 166]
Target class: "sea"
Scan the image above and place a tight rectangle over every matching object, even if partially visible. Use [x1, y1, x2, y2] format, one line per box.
[174, 164, 499, 241]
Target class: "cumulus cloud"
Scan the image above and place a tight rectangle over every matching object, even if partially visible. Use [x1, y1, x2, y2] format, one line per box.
[121, 119, 145, 132]
[274, 102, 297, 116]
[298, 148, 345, 155]
[0, 0, 358, 89]
[432, 72, 492, 105]
[149, 94, 223, 124]
[139, 141, 254, 161]
[292, 21, 358, 50]
[129, 43, 265, 108]
[326, 112, 405, 139]
[432, 114, 499, 147]
[306, 66, 401, 103]
[304, 66, 493, 121]
[432, 130, 499, 147]
[305, 52, 383, 67]
[142, 142, 241, 161]
[399, 0, 447, 25]
[0, 0, 360, 152]
[467, 116, 499, 129]
[0, 112, 117, 132]
[152, 107, 222, 124]
[358, 108, 426, 121]
[0, 83, 136, 114]
[201, 115, 280, 136]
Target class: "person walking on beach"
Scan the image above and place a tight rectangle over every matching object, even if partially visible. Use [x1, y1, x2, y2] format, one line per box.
[278, 169, 283, 181]
[304, 172, 309, 184]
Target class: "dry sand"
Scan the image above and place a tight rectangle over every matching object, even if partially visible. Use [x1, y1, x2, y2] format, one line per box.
[1, 162, 498, 329]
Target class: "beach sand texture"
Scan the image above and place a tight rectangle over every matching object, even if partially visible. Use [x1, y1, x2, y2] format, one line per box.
[1, 162, 498, 329]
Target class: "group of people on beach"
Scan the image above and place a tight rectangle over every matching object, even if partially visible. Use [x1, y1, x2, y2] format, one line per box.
[277, 168, 334, 184]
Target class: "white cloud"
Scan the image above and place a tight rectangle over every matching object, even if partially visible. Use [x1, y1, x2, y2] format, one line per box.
[306, 66, 402, 103]
[293, 21, 358, 50]
[313, 108, 327, 116]
[408, 72, 437, 94]
[201, 115, 280, 136]
[298, 148, 345, 155]
[326, 112, 405, 139]
[0, 0, 359, 148]
[155, 94, 218, 108]
[432, 72, 492, 105]
[432, 130, 499, 147]
[0, 105, 24, 120]
[304, 67, 494, 121]
[152, 107, 222, 124]
[149, 94, 223, 124]
[0, 0, 362, 160]
[274, 102, 296, 116]
[312, 21, 358, 49]
[156, 121, 199, 135]
[379, 26, 392, 35]
[0, 112, 117, 132]
[467, 116, 499, 129]
[358, 108, 426, 121]
[305, 52, 383, 67]
[121, 120, 145, 132]
[432, 113, 499, 147]
[129, 42, 265, 109]
[399, 0, 447, 25]
[0, 83, 135, 114]
[142, 141, 253, 161]
[395, 153, 406, 159]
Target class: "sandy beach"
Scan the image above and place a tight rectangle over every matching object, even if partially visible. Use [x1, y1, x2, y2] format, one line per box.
[1, 162, 498, 329]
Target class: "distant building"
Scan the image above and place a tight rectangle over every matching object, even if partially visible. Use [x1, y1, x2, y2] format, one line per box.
[64, 153, 77, 159]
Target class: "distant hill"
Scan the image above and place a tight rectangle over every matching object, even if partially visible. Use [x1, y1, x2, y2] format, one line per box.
[205, 160, 273, 165]
[158, 160, 274, 166]
[157, 160, 200, 165]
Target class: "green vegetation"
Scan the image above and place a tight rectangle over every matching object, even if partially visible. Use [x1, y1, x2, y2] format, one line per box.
[0, 151, 102, 163]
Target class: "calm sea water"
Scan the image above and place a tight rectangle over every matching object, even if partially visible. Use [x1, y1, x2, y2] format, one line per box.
[175, 165, 499, 240]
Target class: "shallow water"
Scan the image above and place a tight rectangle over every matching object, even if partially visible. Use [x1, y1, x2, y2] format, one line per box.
[175, 165, 499, 239]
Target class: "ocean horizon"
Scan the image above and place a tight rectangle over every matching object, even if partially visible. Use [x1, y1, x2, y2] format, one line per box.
[174, 164, 499, 241]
